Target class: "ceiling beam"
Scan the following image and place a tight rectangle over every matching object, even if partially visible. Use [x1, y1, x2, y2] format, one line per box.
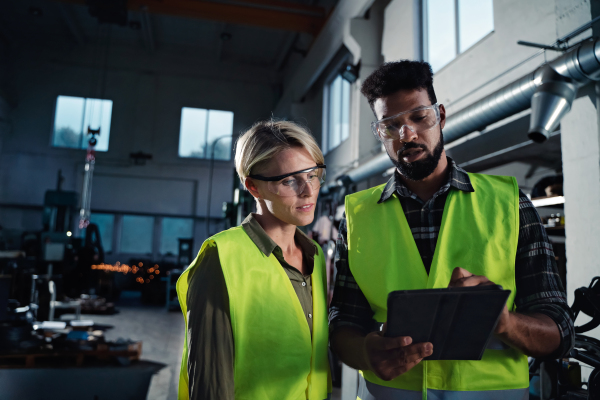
[56, 0, 326, 35]
[222, 0, 325, 16]
[139, 6, 155, 52]
[58, 3, 86, 45]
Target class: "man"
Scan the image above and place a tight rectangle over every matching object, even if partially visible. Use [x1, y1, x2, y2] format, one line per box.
[329, 60, 574, 399]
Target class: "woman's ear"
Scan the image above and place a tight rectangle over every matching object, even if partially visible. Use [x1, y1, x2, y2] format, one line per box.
[245, 178, 261, 199]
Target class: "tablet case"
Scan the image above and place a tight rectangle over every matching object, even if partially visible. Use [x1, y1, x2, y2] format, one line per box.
[386, 286, 510, 360]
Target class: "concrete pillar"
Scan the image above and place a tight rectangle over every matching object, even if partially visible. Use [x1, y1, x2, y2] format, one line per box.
[347, 0, 387, 165]
[341, 363, 358, 400]
[560, 86, 600, 342]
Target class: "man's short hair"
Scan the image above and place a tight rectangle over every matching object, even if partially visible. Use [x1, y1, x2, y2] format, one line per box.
[361, 60, 437, 111]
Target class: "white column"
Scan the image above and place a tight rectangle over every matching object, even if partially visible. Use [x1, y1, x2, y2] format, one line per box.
[341, 363, 359, 400]
[560, 86, 600, 342]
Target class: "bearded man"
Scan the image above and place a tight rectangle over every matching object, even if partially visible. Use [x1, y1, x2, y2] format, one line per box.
[329, 60, 574, 399]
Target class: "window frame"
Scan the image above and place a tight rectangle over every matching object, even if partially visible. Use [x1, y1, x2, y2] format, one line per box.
[177, 107, 234, 161]
[322, 72, 352, 155]
[422, 0, 494, 72]
[51, 95, 113, 152]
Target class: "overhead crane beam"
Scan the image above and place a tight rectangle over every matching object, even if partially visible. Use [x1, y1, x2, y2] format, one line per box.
[55, 0, 327, 35]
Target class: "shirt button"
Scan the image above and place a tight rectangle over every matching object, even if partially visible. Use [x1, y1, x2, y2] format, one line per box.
[302, 282, 306, 287]
[308, 314, 312, 318]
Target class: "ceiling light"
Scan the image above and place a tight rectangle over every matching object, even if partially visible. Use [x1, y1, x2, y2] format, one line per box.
[531, 196, 565, 207]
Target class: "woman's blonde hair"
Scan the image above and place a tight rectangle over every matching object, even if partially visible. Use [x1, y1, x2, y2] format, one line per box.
[235, 120, 324, 185]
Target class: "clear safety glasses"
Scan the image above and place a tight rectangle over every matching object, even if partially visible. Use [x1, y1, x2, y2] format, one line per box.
[371, 103, 441, 143]
[248, 165, 326, 197]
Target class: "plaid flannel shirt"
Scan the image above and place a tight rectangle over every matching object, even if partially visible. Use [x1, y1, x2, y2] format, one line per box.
[329, 158, 574, 358]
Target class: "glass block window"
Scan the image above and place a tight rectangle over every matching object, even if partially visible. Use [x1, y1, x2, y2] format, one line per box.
[324, 74, 350, 154]
[160, 217, 194, 255]
[121, 215, 153, 254]
[178, 108, 234, 160]
[89, 213, 114, 253]
[425, 0, 494, 72]
[52, 95, 113, 151]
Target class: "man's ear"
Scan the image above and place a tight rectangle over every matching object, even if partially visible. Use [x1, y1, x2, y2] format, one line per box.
[439, 103, 446, 130]
[244, 178, 261, 199]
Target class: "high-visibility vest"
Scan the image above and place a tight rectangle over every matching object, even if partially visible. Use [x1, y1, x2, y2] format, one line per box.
[345, 173, 529, 399]
[176, 226, 331, 400]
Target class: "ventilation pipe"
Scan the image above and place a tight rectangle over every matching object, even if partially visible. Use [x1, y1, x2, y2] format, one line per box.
[336, 38, 600, 185]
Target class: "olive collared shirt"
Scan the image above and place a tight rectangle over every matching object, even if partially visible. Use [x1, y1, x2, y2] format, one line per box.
[186, 214, 317, 400]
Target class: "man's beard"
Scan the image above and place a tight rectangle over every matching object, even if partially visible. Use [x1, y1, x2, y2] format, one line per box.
[391, 130, 445, 181]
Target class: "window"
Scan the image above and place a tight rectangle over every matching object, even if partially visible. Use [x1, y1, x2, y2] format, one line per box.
[90, 213, 114, 253]
[160, 217, 194, 255]
[425, 0, 494, 72]
[120, 215, 154, 254]
[52, 95, 113, 151]
[178, 108, 234, 160]
[324, 74, 350, 154]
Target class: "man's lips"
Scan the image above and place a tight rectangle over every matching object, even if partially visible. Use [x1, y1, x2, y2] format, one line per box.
[399, 147, 426, 162]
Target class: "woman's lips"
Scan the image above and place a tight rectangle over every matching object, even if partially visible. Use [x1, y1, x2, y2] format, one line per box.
[401, 148, 425, 163]
[296, 203, 314, 212]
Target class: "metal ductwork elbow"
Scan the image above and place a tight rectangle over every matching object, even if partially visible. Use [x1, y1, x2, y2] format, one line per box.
[528, 66, 578, 142]
[530, 39, 600, 142]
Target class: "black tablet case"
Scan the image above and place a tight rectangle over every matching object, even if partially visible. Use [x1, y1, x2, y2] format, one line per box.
[386, 286, 510, 360]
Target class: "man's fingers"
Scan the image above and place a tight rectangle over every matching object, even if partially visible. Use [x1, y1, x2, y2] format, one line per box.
[389, 342, 433, 366]
[451, 275, 491, 287]
[449, 267, 472, 283]
[378, 335, 412, 350]
[403, 342, 433, 361]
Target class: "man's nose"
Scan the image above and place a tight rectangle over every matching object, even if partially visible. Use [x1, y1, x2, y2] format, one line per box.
[399, 124, 418, 142]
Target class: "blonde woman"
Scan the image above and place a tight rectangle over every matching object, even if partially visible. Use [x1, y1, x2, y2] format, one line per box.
[177, 120, 331, 400]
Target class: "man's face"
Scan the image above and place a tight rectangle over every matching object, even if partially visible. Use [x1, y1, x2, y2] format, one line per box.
[373, 88, 446, 181]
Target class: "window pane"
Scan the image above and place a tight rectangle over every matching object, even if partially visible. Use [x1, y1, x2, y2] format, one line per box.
[121, 215, 153, 254]
[52, 96, 112, 152]
[328, 75, 342, 150]
[341, 78, 350, 141]
[206, 110, 234, 161]
[160, 217, 194, 255]
[427, 0, 457, 72]
[82, 98, 113, 152]
[53, 96, 85, 149]
[90, 213, 114, 253]
[179, 107, 208, 158]
[458, 0, 494, 53]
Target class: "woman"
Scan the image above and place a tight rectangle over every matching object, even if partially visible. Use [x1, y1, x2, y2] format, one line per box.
[176, 120, 331, 400]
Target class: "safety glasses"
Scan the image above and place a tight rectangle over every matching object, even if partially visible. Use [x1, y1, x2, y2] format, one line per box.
[371, 103, 441, 143]
[248, 165, 326, 197]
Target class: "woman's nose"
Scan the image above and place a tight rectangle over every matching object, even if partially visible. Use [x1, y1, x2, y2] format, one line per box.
[300, 179, 316, 196]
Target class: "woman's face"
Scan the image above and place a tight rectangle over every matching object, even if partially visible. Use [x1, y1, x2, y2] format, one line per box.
[248, 147, 321, 227]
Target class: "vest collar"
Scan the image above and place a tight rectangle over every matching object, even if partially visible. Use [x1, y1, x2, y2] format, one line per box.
[377, 157, 474, 204]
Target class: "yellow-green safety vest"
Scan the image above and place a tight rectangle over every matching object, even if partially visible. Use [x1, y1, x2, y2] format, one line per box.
[176, 226, 331, 400]
[345, 173, 529, 400]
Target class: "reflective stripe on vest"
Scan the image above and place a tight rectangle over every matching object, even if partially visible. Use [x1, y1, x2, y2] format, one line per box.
[176, 226, 331, 400]
[345, 173, 529, 397]
[357, 373, 528, 400]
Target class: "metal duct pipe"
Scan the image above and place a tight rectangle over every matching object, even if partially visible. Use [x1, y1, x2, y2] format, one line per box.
[528, 66, 577, 142]
[337, 38, 600, 185]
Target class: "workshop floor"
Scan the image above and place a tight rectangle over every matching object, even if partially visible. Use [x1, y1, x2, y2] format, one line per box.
[63, 291, 185, 400]
[67, 291, 341, 400]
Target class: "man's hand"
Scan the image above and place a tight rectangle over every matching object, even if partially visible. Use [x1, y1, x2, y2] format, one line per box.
[363, 324, 433, 381]
[448, 267, 511, 334]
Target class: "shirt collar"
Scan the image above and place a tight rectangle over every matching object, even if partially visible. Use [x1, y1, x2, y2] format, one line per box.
[378, 157, 474, 204]
[241, 213, 317, 258]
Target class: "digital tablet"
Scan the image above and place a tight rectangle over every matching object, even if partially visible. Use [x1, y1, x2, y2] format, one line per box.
[386, 285, 510, 360]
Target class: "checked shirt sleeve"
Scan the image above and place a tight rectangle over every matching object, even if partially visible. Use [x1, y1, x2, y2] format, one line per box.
[328, 215, 379, 335]
[514, 190, 574, 359]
